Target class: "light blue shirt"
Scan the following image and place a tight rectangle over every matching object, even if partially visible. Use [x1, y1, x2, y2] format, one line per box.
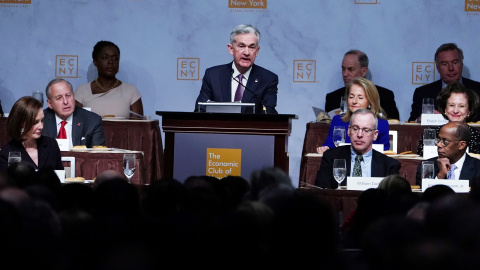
[350, 147, 373, 177]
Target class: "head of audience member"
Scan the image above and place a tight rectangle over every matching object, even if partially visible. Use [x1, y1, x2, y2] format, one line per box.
[45, 78, 75, 120]
[435, 43, 464, 84]
[437, 81, 479, 123]
[92, 169, 125, 190]
[227, 24, 261, 74]
[436, 121, 470, 164]
[348, 109, 379, 155]
[342, 77, 386, 122]
[6, 161, 36, 188]
[422, 184, 456, 204]
[247, 167, 293, 201]
[142, 178, 191, 220]
[341, 49, 368, 85]
[378, 174, 412, 197]
[92, 40, 121, 80]
[7, 96, 44, 143]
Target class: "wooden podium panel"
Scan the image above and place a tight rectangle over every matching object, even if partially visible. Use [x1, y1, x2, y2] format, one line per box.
[156, 111, 297, 180]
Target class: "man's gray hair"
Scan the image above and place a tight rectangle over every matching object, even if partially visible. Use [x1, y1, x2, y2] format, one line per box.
[345, 50, 369, 68]
[45, 78, 73, 99]
[351, 108, 378, 129]
[230, 24, 261, 45]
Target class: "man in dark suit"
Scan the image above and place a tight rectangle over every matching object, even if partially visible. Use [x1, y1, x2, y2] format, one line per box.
[195, 24, 278, 114]
[408, 43, 480, 122]
[42, 78, 105, 148]
[315, 109, 400, 189]
[324, 50, 399, 120]
[416, 122, 480, 186]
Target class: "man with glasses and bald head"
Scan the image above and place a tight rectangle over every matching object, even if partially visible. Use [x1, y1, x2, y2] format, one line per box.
[315, 109, 400, 189]
[415, 121, 480, 186]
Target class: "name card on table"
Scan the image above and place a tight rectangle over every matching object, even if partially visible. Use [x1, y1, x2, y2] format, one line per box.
[423, 145, 438, 159]
[347, 177, 384, 191]
[55, 170, 65, 183]
[56, 139, 69, 151]
[421, 114, 448, 126]
[421, 179, 469, 193]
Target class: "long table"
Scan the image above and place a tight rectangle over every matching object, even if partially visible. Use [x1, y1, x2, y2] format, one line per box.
[1, 117, 163, 184]
[61, 149, 146, 185]
[301, 154, 424, 186]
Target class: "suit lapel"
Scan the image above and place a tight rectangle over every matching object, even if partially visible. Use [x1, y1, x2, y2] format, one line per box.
[71, 110, 83, 146]
[222, 64, 233, 102]
[242, 64, 259, 113]
[459, 155, 474, 180]
[371, 151, 385, 177]
[44, 109, 58, 138]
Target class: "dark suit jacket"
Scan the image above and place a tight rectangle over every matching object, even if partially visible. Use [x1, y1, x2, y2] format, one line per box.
[195, 63, 278, 114]
[315, 145, 401, 189]
[408, 78, 480, 122]
[325, 85, 399, 120]
[0, 136, 63, 172]
[42, 107, 105, 148]
[415, 154, 480, 186]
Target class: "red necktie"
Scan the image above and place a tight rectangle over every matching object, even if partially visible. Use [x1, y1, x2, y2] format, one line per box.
[58, 120, 67, 139]
[234, 74, 244, 102]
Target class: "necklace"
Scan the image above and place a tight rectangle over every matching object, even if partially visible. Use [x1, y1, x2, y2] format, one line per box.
[95, 78, 120, 92]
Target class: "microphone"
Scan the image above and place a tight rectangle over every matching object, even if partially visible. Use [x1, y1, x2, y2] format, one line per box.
[231, 69, 267, 114]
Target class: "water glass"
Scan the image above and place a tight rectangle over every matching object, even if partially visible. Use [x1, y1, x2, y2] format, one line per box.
[123, 154, 136, 183]
[422, 161, 435, 179]
[339, 97, 346, 113]
[422, 98, 434, 114]
[333, 159, 347, 189]
[32, 91, 44, 105]
[8, 151, 21, 167]
[423, 128, 436, 146]
[333, 126, 346, 147]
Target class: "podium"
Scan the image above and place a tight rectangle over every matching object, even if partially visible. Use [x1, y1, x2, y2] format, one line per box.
[156, 111, 297, 181]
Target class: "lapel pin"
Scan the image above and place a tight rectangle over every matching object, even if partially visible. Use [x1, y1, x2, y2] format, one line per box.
[255, 79, 258, 83]
[77, 123, 81, 126]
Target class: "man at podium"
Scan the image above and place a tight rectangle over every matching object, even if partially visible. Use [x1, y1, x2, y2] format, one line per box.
[194, 24, 278, 114]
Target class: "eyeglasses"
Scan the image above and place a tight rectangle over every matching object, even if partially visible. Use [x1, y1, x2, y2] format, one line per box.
[436, 138, 461, 147]
[349, 125, 375, 135]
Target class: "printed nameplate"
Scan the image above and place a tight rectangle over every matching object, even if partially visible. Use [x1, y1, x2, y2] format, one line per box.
[56, 139, 69, 151]
[347, 177, 384, 191]
[421, 114, 448, 126]
[423, 145, 438, 159]
[421, 179, 469, 193]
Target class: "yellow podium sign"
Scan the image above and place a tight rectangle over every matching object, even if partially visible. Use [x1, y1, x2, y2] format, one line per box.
[206, 148, 242, 178]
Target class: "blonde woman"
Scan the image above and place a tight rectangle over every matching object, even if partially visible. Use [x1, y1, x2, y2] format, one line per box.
[317, 77, 390, 153]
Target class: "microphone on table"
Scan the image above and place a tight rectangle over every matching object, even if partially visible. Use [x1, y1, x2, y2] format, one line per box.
[231, 69, 267, 114]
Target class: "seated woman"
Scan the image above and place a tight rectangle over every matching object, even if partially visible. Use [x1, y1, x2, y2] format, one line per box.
[317, 77, 390, 153]
[417, 82, 480, 155]
[0, 97, 63, 172]
[74, 40, 144, 119]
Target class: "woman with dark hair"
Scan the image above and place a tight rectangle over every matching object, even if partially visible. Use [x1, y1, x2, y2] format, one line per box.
[417, 81, 480, 155]
[0, 97, 63, 172]
[75, 40, 144, 119]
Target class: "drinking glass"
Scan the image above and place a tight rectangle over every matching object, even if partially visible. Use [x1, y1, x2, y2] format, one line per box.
[333, 126, 346, 147]
[422, 161, 435, 179]
[123, 154, 136, 183]
[8, 151, 21, 167]
[333, 159, 347, 189]
[422, 98, 434, 114]
[423, 128, 437, 146]
[32, 91, 44, 105]
[339, 97, 346, 113]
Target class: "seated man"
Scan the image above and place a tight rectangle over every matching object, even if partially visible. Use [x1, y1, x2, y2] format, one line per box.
[415, 122, 480, 186]
[194, 24, 278, 114]
[408, 43, 480, 122]
[315, 109, 400, 188]
[324, 50, 399, 120]
[42, 78, 105, 148]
